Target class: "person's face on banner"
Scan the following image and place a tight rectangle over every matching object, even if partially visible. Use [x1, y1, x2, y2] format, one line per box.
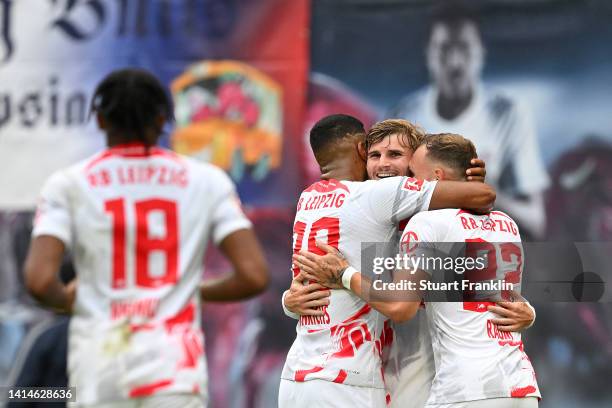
[426, 20, 484, 99]
[366, 134, 413, 180]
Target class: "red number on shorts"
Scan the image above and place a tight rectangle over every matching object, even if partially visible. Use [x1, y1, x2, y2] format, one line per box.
[291, 217, 340, 278]
[105, 198, 179, 289]
[463, 239, 523, 310]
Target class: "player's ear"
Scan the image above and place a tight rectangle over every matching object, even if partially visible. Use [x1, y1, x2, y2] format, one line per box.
[357, 141, 367, 162]
[433, 167, 445, 181]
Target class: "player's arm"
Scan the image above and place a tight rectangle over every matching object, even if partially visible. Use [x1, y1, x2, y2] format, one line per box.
[24, 172, 75, 314]
[200, 170, 269, 301]
[365, 176, 494, 227]
[24, 236, 74, 313]
[293, 243, 422, 323]
[200, 228, 269, 301]
[429, 181, 495, 214]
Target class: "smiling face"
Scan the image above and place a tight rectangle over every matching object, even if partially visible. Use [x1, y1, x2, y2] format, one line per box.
[366, 133, 414, 180]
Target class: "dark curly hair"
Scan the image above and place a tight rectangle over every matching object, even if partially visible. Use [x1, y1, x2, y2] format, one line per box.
[90, 68, 174, 147]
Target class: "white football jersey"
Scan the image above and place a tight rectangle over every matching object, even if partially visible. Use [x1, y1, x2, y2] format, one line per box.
[383, 219, 435, 408]
[385, 308, 435, 408]
[400, 209, 541, 405]
[32, 143, 251, 405]
[281, 176, 436, 391]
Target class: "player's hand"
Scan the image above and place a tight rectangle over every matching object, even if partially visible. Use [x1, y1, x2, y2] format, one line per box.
[292, 241, 349, 289]
[487, 291, 535, 332]
[466, 158, 486, 182]
[285, 276, 330, 316]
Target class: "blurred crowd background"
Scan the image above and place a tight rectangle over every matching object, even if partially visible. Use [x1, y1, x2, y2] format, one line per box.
[0, 1, 611, 407]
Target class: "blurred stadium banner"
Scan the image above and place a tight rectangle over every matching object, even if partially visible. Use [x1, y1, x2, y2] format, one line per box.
[0, 0, 309, 209]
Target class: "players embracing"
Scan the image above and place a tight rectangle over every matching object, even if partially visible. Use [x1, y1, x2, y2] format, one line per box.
[279, 115, 504, 407]
[292, 127, 540, 407]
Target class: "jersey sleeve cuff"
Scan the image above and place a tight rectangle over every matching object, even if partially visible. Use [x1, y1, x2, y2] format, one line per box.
[32, 225, 71, 248]
[212, 218, 253, 245]
[419, 180, 438, 212]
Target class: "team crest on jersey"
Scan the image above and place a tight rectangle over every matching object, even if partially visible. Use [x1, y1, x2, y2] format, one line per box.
[170, 60, 282, 182]
[400, 230, 419, 254]
[402, 177, 423, 191]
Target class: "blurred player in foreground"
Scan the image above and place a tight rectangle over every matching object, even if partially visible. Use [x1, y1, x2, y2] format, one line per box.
[295, 133, 540, 407]
[278, 115, 496, 408]
[23, 68, 269, 407]
[286, 121, 535, 407]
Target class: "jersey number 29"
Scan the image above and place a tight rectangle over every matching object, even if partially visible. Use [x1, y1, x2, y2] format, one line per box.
[292, 217, 339, 278]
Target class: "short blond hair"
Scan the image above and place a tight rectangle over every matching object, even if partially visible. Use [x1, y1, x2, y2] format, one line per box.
[423, 133, 477, 178]
[366, 119, 426, 153]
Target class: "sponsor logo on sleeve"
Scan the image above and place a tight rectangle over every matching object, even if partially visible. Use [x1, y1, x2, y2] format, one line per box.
[402, 177, 423, 191]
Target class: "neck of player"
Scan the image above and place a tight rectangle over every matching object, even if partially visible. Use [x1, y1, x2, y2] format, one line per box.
[320, 156, 365, 182]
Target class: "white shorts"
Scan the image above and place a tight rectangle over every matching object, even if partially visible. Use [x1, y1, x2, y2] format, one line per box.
[278, 379, 387, 408]
[427, 397, 538, 408]
[71, 394, 206, 408]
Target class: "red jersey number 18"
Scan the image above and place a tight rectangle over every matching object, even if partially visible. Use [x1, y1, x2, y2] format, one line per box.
[105, 198, 179, 289]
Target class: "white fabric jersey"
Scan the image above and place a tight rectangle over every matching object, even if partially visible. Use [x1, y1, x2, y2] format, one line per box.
[33, 143, 251, 405]
[389, 86, 549, 196]
[385, 308, 435, 408]
[279, 379, 387, 408]
[383, 220, 435, 408]
[400, 209, 541, 405]
[281, 177, 436, 391]
[281, 218, 436, 407]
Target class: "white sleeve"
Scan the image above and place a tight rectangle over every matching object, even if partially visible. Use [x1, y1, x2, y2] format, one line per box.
[209, 169, 252, 245]
[361, 177, 437, 225]
[504, 102, 550, 195]
[399, 212, 443, 255]
[398, 212, 450, 278]
[32, 171, 73, 247]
